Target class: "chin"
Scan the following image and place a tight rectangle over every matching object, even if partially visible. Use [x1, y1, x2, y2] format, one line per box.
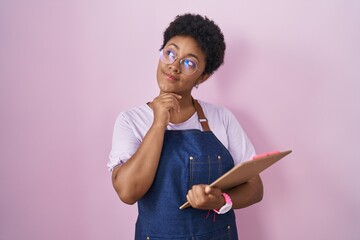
[159, 86, 175, 94]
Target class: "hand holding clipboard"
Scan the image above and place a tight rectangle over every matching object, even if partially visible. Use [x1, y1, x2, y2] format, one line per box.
[179, 150, 292, 209]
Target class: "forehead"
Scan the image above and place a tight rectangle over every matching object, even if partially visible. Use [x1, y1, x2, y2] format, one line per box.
[165, 35, 206, 60]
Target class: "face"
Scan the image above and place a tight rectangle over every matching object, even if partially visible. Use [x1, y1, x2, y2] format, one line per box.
[156, 35, 209, 96]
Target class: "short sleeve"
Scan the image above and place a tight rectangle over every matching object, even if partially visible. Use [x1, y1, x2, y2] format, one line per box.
[224, 109, 256, 164]
[107, 112, 141, 171]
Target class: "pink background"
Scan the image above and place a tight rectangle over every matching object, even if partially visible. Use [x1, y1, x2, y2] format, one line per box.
[1, 1, 359, 239]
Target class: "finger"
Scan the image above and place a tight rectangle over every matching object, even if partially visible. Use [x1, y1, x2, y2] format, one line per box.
[192, 184, 206, 195]
[204, 185, 213, 194]
[188, 186, 202, 205]
[205, 186, 222, 196]
[158, 94, 181, 112]
[186, 190, 195, 207]
[162, 100, 180, 113]
[174, 94, 182, 99]
[154, 97, 180, 113]
[192, 185, 209, 204]
[188, 186, 219, 210]
[158, 93, 182, 100]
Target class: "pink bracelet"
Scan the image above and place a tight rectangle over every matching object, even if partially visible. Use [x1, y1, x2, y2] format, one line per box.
[213, 193, 233, 214]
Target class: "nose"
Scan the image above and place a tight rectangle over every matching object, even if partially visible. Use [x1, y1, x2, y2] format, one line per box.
[168, 59, 181, 74]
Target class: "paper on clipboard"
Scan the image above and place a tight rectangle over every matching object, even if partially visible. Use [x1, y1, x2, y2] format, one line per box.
[179, 150, 292, 209]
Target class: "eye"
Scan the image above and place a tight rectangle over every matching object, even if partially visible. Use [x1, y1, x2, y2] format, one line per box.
[182, 59, 196, 69]
[165, 49, 176, 61]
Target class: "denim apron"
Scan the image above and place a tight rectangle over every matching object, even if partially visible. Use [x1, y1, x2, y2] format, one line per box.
[135, 100, 238, 240]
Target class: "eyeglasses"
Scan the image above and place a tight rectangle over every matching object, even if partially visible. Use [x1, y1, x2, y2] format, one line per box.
[159, 48, 200, 75]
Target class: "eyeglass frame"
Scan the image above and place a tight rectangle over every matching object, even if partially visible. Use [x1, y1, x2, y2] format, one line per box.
[159, 48, 202, 76]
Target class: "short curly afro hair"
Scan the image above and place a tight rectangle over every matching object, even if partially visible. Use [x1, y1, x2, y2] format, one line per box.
[160, 13, 226, 75]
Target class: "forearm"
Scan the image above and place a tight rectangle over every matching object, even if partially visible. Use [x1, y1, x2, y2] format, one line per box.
[112, 124, 166, 204]
[226, 175, 263, 209]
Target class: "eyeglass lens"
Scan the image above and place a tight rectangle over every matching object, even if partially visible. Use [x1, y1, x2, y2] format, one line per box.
[160, 48, 198, 75]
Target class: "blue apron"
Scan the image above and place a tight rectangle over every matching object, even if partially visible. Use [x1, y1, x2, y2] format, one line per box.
[135, 100, 238, 240]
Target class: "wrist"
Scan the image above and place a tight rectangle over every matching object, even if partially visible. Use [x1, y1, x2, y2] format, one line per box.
[151, 121, 167, 130]
[217, 195, 226, 209]
[214, 193, 233, 214]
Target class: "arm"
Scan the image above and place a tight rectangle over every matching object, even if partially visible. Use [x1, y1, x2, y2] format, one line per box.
[111, 93, 181, 204]
[186, 175, 263, 210]
[111, 124, 166, 204]
[226, 174, 263, 209]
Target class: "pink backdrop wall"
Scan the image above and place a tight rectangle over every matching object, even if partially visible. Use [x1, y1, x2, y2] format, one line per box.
[1, 1, 359, 239]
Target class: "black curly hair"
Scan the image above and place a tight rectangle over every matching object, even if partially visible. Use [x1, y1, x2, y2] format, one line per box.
[160, 13, 226, 75]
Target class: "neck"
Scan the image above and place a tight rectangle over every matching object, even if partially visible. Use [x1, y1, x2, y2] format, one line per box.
[178, 94, 195, 109]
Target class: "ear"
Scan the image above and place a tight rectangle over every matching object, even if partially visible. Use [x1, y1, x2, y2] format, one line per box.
[196, 73, 211, 85]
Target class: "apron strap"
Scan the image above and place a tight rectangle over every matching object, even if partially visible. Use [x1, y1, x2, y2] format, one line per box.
[193, 99, 211, 131]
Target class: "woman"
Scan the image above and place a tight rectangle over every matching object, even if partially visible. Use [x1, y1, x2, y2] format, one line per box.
[108, 13, 263, 240]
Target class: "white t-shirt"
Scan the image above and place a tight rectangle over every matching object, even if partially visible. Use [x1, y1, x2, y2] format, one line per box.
[108, 100, 256, 171]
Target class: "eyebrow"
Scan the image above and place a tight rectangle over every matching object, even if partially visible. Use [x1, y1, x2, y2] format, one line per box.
[167, 43, 200, 62]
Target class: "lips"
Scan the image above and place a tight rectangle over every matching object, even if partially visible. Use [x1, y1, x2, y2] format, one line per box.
[164, 72, 179, 81]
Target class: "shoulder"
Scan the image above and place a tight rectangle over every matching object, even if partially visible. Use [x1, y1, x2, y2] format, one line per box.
[116, 104, 153, 125]
[119, 104, 152, 119]
[196, 99, 235, 123]
[196, 100, 256, 163]
[112, 103, 153, 145]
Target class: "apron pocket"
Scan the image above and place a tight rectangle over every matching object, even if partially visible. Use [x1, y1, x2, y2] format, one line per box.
[189, 154, 224, 186]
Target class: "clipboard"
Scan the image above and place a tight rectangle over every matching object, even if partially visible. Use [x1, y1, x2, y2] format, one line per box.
[179, 150, 292, 209]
